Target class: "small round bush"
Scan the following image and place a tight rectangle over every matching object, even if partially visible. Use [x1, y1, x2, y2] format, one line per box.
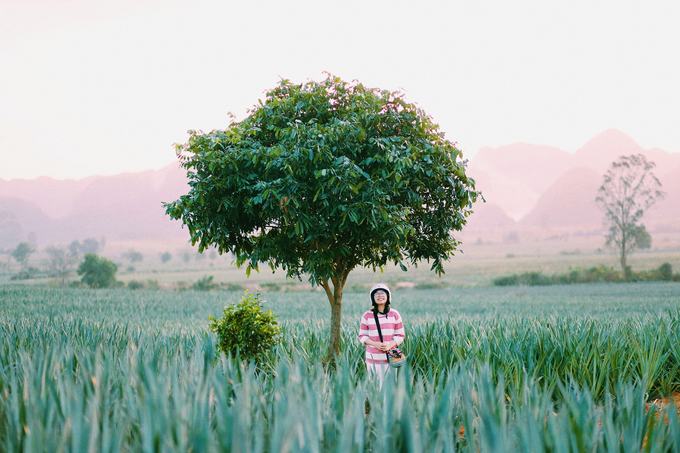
[77, 254, 117, 288]
[209, 292, 281, 361]
[658, 263, 673, 281]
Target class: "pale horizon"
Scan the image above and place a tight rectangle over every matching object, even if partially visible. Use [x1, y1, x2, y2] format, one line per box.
[2, 0, 679, 180]
[0, 127, 675, 183]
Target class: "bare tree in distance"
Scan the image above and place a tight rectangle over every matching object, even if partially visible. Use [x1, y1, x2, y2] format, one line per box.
[45, 245, 78, 286]
[68, 238, 102, 259]
[160, 251, 172, 263]
[122, 249, 144, 264]
[595, 154, 664, 278]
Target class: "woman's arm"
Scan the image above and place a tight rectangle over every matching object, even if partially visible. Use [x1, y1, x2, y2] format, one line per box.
[359, 316, 385, 348]
[358, 316, 371, 345]
[392, 312, 405, 347]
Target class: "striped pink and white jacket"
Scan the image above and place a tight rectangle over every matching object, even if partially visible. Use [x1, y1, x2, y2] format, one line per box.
[357, 309, 405, 364]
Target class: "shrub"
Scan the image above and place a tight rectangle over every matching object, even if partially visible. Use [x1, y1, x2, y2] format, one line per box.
[175, 281, 189, 291]
[222, 282, 245, 291]
[192, 275, 218, 291]
[493, 274, 519, 286]
[492, 263, 679, 287]
[658, 263, 673, 281]
[145, 279, 160, 290]
[578, 265, 622, 283]
[260, 282, 281, 292]
[208, 292, 281, 362]
[127, 280, 144, 290]
[77, 254, 118, 288]
[10, 266, 40, 281]
[416, 281, 448, 289]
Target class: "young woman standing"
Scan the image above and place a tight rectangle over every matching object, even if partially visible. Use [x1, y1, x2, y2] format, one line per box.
[357, 283, 405, 387]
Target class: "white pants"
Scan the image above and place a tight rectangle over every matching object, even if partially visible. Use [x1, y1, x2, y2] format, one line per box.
[366, 362, 390, 388]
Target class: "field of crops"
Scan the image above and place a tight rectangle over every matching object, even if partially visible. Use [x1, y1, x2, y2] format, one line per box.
[2, 283, 680, 451]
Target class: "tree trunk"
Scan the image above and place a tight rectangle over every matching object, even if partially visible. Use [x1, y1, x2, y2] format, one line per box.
[321, 270, 350, 363]
[328, 293, 343, 359]
[620, 234, 629, 279]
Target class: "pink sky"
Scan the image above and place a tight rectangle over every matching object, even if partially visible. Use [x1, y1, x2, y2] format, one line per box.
[1, 0, 679, 180]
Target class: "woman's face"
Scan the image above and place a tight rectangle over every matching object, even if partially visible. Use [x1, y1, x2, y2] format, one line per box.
[374, 290, 388, 304]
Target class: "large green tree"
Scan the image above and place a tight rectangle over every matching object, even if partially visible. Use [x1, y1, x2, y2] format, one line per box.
[164, 74, 479, 359]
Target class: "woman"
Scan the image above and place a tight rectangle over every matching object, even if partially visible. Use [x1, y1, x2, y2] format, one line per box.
[357, 283, 405, 387]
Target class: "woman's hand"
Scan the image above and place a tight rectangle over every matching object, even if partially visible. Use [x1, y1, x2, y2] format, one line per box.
[378, 342, 395, 352]
[366, 340, 381, 348]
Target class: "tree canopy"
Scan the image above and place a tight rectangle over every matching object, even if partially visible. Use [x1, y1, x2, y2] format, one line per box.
[165, 75, 478, 281]
[11, 242, 34, 268]
[164, 74, 479, 358]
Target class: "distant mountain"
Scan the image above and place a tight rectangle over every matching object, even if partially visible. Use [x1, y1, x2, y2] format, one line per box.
[573, 129, 680, 174]
[519, 167, 602, 230]
[468, 143, 572, 220]
[465, 202, 516, 231]
[0, 197, 52, 248]
[467, 129, 680, 233]
[1, 129, 678, 248]
[0, 176, 96, 219]
[0, 162, 188, 246]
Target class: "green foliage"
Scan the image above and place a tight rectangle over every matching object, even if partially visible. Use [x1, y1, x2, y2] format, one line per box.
[634, 262, 678, 282]
[415, 280, 449, 289]
[2, 283, 680, 451]
[163, 74, 479, 285]
[122, 249, 144, 263]
[659, 262, 674, 280]
[145, 279, 160, 290]
[223, 282, 245, 291]
[160, 251, 172, 263]
[11, 241, 34, 267]
[9, 266, 40, 280]
[127, 280, 144, 290]
[68, 237, 102, 256]
[631, 224, 652, 249]
[208, 292, 281, 361]
[77, 253, 118, 288]
[127, 279, 160, 290]
[494, 263, 679, 286]
[260, 282, 281, 292]
[192, 275, 218, 291]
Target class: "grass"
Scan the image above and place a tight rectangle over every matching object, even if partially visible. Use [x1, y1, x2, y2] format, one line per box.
[1, 283, 680, 451]
[4, 239, 680, 289]
[493, 263, 680, 286]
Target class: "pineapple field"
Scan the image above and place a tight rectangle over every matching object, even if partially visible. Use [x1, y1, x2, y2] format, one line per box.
[2, 283, 680, 451]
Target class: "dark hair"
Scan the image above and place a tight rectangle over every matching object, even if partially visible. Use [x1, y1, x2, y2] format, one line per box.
[370, 288, 390, 314]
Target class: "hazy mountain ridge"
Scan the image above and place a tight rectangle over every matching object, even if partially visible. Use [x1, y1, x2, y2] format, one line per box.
[1, 129, 678, 249]
[467, 129, 680, 235]
[0, 163, 188, 248]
